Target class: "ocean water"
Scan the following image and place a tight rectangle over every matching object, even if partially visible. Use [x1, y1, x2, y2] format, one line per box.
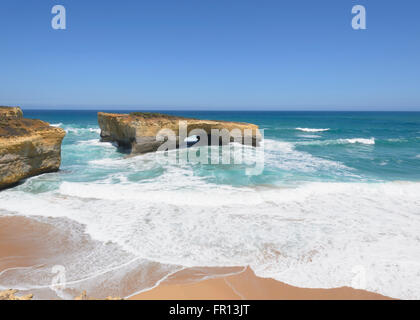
[1, 110, 420, 299]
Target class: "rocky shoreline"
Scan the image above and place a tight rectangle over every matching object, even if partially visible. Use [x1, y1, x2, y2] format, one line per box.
[1, 109, 261, 189]
[0, 289, 33, 301]
[0, 107, 66, 190]
[0, 289, 122, 300]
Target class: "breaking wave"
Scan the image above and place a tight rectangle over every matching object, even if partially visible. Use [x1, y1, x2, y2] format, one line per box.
[297, 138, 375, 146]
[296, 128, 330, 132]
[342, 138, 375, 145]
[65, 127, 101, 135]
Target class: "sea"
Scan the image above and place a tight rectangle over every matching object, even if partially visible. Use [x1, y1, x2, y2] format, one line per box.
[0, 110, 419, 299]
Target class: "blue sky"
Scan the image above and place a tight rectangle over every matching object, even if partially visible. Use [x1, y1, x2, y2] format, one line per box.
[0, 0, 419, 110]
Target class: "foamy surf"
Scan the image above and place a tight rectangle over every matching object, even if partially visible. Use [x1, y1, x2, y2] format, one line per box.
[298, 134, 321, 139]
[297, 137, 375, 146]
[77, 139, 116, 148]
[342, 138, 375, 145]
[64, 127, 101, 135]
[296, 128, 330, 132]
[1, 180, 420, 299]
[262, 139, 355, 177]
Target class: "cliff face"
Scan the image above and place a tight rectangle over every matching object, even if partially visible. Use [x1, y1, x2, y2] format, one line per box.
[0, 106, 23, 120]
[98, 112, 261, 154]
[0, 107, 66, 190]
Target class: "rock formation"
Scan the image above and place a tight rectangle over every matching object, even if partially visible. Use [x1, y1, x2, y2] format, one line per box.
[0, 106, 66, 190]
[74, 290, 123, 300]
[0, 289, 122, 300]
[98, 112, 261, 154]
[0, 289, 33, 300]
[0, 106, 23, 120]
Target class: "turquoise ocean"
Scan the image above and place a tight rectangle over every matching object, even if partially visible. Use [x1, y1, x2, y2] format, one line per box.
[1, 110, 420, 299]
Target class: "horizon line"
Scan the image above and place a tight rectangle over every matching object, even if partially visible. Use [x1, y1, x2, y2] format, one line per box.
[18, 107, 420, 112]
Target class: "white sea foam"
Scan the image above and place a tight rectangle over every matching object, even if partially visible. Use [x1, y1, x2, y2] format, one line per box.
[50, 123, 63, 127]
[298, 134, 321, 139]
[87, 139, 351, 178]
[65, 127, 101, 135]
[296, 128, 330, 132]
[262, 139, 354, 176]
[58, 181, 261, 206]
[89, 158, 122, 166]
[77, 139, 116, 148]
[184, 135, 199, 143]
[1, 180, 420, 299]
[342, 138, 375, 145]
[297, 137, 375, 146]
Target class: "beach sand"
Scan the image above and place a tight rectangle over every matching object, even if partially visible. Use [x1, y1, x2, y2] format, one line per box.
[130, 266, 392, 300]
[0, 215, 392, 300]
[0, 216, 49, 273]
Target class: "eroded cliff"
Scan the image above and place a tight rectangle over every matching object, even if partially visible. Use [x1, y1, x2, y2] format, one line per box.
[98, 112, 261, 154]
[0, 107, 66, 189]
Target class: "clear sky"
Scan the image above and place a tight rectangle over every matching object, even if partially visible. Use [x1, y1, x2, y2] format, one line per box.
[0, 0, 419, 110]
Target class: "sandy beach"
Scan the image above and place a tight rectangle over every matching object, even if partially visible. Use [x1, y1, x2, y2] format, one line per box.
[0, 216, 49, 273]
[0, 216, 391, 300]
[130, 266, 392, 300]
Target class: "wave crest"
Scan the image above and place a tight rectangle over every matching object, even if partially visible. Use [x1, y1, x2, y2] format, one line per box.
[298, 138, 375, 146]
[342, 138, 375, 145]
[296, 128, 330, 132]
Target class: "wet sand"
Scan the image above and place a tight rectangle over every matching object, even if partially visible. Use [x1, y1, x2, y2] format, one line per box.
[130, 266, 392, 300]
[0, 216, 48, 273]
[0, 215, 392, 300]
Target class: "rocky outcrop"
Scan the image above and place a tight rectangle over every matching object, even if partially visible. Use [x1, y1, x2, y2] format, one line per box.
[0, 106, 23, 120]
[0, 107, 66, 190]
[0, 289, 33, 300]
[0, 289, 122, 300]
[98, 112, 261, 154]
[74, 291, 123, 300]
